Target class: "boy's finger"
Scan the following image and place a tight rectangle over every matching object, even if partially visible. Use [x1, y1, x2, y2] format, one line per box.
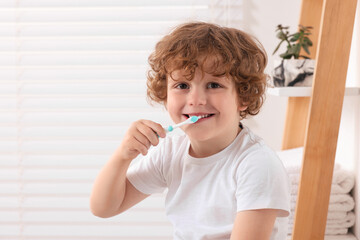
[132, 130, 151, 149]
[141, 120, 166, 138]
[132, 139, 148, 156]
[137, 122, 160, 147]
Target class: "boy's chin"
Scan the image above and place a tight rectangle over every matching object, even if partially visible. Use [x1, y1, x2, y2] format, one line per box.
[184, 129, 213, 141]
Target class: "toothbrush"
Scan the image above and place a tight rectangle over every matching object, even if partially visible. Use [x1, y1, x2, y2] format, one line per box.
[165, 116, 201, 132]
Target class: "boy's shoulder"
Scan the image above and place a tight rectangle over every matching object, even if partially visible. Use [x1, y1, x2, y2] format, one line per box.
[235, 125, 280, 165]
[236, 125, 267, 153]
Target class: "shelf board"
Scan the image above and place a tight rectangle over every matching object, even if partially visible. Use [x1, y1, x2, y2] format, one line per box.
[268, 87, 360, 97]
[287, 233, 358, 240]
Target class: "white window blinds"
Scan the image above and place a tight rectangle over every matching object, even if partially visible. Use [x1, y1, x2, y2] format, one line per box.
[0, 0, 243, 239]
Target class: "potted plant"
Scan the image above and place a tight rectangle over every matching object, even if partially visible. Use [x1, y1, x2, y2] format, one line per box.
[272, 24, 315, 87]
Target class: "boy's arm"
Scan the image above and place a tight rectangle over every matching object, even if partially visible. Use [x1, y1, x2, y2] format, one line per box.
[90, 151, 149, 218]
[230, 209, 278, 240]
[90, 119, 166, 218]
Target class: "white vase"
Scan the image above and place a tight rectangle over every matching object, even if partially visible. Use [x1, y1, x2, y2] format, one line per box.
[272, 59, 315, 87]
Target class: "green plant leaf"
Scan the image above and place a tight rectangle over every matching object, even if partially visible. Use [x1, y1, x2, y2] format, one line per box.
[272, 40, 285, 55]
[304, 37, 313, 46]
[276, 31, 287, 40]
[302, 44, 310, 54]
[280, 53, 293, 59]
[277, 25, 289, 30]
[290, 33, 300, 41]
[287, 44, 298, 54]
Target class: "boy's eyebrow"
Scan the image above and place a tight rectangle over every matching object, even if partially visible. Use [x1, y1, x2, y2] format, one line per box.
[208, 73, 229, 80]
[209, 73, 227, 78]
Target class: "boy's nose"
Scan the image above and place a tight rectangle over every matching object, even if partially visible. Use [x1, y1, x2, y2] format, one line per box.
[188, 87, 206, 106]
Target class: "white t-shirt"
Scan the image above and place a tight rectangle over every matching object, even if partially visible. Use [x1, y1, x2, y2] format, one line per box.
[127, 125, 290, 240]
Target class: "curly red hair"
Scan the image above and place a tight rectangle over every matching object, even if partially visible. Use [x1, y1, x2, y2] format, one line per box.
[147, 22, 268, 119]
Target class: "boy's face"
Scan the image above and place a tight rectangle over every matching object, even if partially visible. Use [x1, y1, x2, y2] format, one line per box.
[166, 59, 247, 144]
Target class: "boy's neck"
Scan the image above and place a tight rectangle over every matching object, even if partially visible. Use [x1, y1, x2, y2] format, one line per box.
[188, 125, 242, 158]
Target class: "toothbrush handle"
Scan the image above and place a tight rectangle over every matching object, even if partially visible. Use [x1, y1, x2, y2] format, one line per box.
[172, 118, 193, 129]
[164, 117, 196, 133]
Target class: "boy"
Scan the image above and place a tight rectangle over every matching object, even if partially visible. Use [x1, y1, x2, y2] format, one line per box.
[90, 22, 290, 240]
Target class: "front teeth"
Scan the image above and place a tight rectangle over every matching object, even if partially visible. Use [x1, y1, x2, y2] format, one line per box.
[190, 114, 212, 119]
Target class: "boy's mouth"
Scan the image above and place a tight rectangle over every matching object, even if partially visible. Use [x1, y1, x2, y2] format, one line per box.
[183, 114, 215, 119]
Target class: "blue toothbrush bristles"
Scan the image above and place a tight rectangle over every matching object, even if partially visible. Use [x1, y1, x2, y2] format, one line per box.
[190, 116, 199, 123]
[167, 126, 174, 132]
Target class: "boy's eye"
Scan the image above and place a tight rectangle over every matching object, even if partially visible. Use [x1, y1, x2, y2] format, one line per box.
[207, 82, 221, 89]
[175, 83, 189, 89]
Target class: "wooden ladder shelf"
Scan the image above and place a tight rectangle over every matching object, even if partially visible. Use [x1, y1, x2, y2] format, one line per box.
[282, 0, 358, 239]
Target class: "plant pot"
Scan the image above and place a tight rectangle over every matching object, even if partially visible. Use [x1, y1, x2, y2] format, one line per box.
[272, 59, 315, 87]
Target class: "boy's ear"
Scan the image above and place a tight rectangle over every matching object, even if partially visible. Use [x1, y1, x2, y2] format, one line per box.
[238, 100, 248, 111]
[237, 97, 248, 112]
[238, 105, 248, 111]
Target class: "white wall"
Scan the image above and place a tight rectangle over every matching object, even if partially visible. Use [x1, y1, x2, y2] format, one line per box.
[241, 0, 360, 237]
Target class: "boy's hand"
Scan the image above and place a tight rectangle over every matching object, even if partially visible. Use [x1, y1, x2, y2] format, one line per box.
[117, 120, 166, 162]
